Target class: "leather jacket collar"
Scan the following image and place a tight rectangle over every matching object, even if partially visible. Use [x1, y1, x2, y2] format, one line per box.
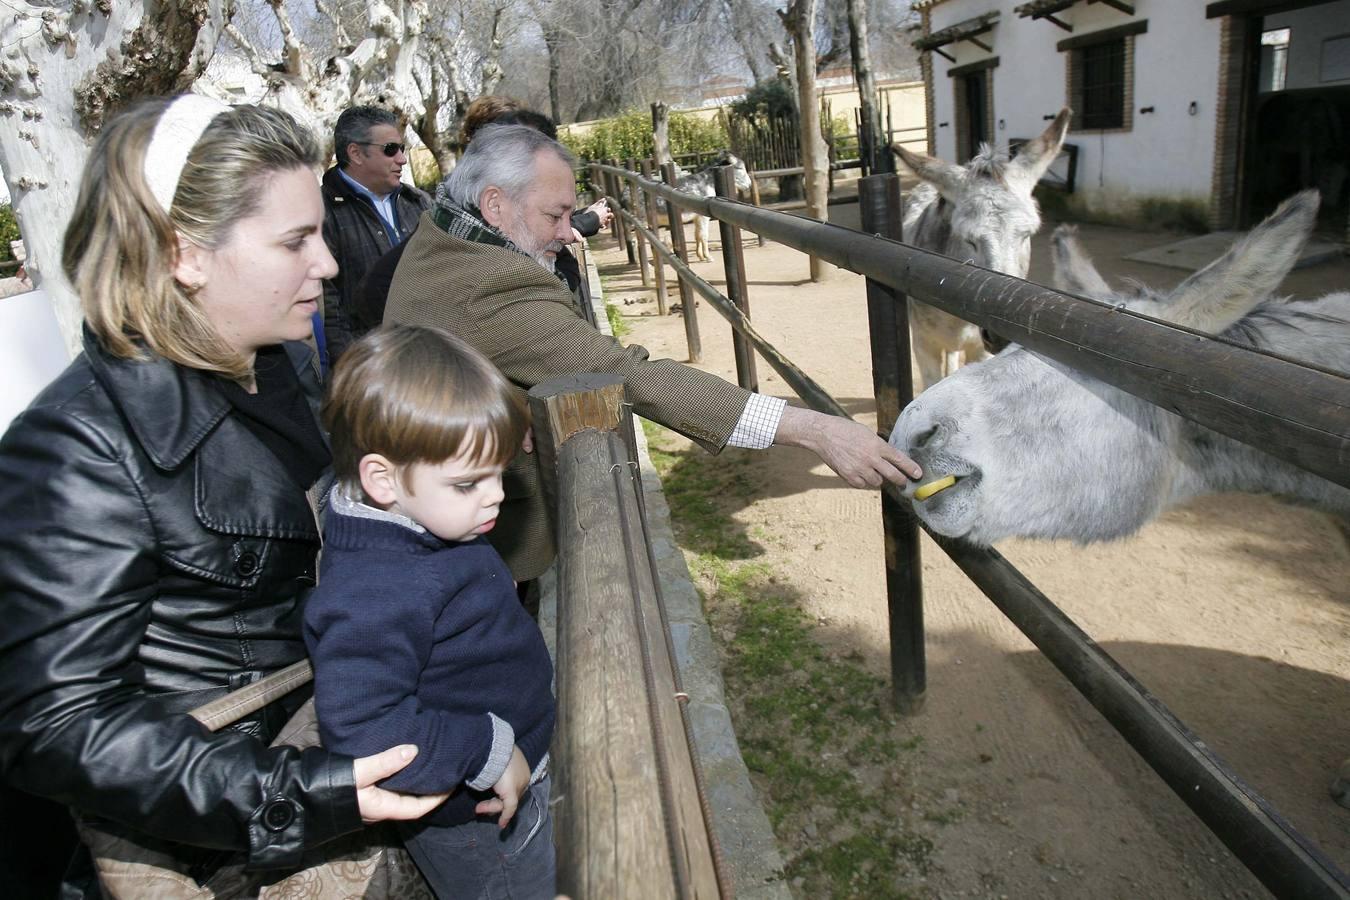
[82, 327, 320, 471]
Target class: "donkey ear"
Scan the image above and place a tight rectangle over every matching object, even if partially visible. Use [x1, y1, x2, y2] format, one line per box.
[1163, 190, 1320, 332]
[1008, 107, 1070, 190]
[894, 144, 967, 197]
[1050, 225, 1111, 297]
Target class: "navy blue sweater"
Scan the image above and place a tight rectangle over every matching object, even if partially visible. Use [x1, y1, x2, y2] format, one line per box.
[303, 503, 554, 826]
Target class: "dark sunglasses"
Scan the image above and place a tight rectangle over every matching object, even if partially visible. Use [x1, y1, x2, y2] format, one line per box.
[357, 141, 406, 157]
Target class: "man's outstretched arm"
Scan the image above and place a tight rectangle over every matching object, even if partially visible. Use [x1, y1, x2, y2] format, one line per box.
[772, 405, 922, 489]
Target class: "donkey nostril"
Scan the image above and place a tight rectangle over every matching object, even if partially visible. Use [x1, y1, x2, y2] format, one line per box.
[913, 424, 941, 449]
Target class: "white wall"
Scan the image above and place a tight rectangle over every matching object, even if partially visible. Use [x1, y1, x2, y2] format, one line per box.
[927, 0, 1221, 210]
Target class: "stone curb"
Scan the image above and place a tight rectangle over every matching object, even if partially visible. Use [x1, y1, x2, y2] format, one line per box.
[538, 244, 789, 899]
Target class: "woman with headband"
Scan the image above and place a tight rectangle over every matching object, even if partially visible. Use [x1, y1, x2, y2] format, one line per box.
[0, 96, 444, 893]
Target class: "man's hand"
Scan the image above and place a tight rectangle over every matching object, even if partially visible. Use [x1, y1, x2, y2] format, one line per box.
[353, 745, 450, 823]
[588, 198, 613, 229]
[475, 745, 530, 828]
[773, 406, 921, 489]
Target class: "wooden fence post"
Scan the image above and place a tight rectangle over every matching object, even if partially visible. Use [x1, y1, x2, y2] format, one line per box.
[607, 158, 635, 264]
[858, 174, 925, 714]
[528, 373, 728, 900]
[625, 158, 651, 287]
[713, 165, 757, 392]
[594, 162, 619, 240]
[640, 159, 669, 315]
[660, 161, 702, 363]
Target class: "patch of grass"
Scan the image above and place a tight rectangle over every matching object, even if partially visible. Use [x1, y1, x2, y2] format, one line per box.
[604, 301, 629, 338]
[643, 420, 936, 898]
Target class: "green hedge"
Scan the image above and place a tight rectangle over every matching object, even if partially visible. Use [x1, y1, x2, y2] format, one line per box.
[562, 109, 728, 163]
[0, 204, 19, 264]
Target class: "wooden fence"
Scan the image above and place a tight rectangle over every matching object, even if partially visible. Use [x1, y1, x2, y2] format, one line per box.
[590, 160, 1350, 900]
[529, 374, 729, 899]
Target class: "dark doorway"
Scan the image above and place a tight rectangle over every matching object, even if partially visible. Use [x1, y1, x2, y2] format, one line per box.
[1241, 2, 1350, 234]
[959, 69, 990, 162]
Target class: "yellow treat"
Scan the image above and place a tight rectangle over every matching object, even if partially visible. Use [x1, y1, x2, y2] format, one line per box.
[913, 475, 957, 501]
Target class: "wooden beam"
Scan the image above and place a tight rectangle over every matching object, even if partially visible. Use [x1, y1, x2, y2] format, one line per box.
[531, 375, 728, 899]
[933, 46, 956, 62]
[1044, 12, 1073, 30]
[966, 35, 993, 51]
[1090, 0, 1135, 13]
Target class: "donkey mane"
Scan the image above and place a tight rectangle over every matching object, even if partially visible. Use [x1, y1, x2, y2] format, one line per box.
[965, 143, 1009, 183]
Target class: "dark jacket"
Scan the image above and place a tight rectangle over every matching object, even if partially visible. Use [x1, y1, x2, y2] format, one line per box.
[305, 507, 554, 827]
[0, 332, 361, 869]
[321, 167, 430, 363]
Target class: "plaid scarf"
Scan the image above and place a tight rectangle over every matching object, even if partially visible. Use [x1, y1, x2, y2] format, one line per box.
[431, 190, 572, 289]
[431, 194, 515, 249]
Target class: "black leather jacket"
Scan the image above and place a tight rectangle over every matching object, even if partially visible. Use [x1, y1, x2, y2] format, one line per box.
[0, 332, 360, 869]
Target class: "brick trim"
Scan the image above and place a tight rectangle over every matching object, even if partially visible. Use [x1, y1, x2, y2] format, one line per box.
[1210, 14, 1250, 229]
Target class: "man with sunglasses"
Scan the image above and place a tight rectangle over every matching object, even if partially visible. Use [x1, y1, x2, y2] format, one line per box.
[321, 106, 431, 367]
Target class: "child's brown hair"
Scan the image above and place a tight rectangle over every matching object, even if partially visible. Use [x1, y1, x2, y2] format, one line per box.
[323, 324, 528, 494]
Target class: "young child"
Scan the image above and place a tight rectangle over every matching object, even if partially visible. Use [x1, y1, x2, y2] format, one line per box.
[304, 324, 556, 899]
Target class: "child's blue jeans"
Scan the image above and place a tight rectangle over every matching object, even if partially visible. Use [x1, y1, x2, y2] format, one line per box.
[398, 775, 555, 900]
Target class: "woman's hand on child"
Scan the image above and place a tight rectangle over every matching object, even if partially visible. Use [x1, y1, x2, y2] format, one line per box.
[475, 745, 530, 828]
[353, 744, 450, 823]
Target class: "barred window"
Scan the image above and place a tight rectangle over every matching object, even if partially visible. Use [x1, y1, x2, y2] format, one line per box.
[1077, 38, 1126, 129]
[1060, 21, 1144, 134]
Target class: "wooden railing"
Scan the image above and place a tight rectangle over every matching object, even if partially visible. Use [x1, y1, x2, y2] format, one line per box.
[587, 160, 1350, 900]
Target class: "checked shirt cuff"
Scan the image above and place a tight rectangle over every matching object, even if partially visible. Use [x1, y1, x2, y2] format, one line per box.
[727, 394, 787, 450]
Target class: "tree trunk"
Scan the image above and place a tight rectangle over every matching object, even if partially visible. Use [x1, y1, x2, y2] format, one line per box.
[788, 0, 828, 280]
[651, 102, 671, 165]
[544, 26, 563, 124]
[0, 0, 218, 356]
[846, 0, 888, 174]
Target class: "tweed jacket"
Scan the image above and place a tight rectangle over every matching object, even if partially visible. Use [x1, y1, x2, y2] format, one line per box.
[321, 167, 431, 362]
[384, 212, 752, 580]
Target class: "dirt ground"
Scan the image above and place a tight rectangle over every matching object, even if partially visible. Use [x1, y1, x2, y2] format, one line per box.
[594, 200, 1350, 898]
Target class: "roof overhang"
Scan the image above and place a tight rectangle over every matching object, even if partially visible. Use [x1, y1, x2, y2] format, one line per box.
[913, 11, 1000, 62]
[1014, 0, 1136, 32]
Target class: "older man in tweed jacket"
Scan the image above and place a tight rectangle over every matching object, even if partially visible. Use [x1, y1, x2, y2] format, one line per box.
[385, 124, 921, 582]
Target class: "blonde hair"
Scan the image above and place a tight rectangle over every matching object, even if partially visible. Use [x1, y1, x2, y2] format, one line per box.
[323, 325, 529, 496]
[63, 97, 322, 381]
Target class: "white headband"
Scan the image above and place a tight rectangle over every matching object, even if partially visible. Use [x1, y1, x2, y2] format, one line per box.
[143, 94, 231, 212]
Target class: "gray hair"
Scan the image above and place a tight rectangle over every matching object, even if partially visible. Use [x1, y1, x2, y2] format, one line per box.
[442, 124, 576, 209]
[335, 106, 398, 168]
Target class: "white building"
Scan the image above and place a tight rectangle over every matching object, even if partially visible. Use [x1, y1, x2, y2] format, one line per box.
[912, 0, 1350, 235]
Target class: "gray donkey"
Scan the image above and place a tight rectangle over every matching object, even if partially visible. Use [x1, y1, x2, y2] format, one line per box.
[658, 152, 753, 262]
[894, 109, 1071, 390]
[890, 190, 1350, 807]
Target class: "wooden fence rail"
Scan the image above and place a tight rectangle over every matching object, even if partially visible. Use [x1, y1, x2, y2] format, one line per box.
[529, 374, 728, 900]
[591, 161, 1350, 899]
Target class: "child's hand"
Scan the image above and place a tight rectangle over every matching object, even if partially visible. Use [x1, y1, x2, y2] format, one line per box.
[475, 745, 530, 828]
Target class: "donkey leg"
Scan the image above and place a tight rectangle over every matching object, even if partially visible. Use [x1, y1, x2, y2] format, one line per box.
[914, 344, 944, 392]
[695, 217, 710, 262]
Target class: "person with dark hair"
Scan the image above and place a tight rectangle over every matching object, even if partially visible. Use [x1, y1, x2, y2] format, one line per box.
[322, 105, 431, 367]
[307, 324, 556, 899]
[355, 101, 610, 321]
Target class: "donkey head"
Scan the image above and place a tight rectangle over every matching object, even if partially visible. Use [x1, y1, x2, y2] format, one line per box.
[888, 189, 1322, 546]
[716, 151, 754, 193]
[895, 108, 1070, 279]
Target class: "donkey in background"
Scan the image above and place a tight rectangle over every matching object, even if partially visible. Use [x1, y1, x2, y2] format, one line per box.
[657, 152, 753, 262]
[893, 109, 1071, 390]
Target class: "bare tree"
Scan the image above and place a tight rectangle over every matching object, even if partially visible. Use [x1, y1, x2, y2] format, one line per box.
[779, 0, 828, 281]
[222, 0, 427, 154]
[847, 0, 887, 173]
[0, 0, 231, 352]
